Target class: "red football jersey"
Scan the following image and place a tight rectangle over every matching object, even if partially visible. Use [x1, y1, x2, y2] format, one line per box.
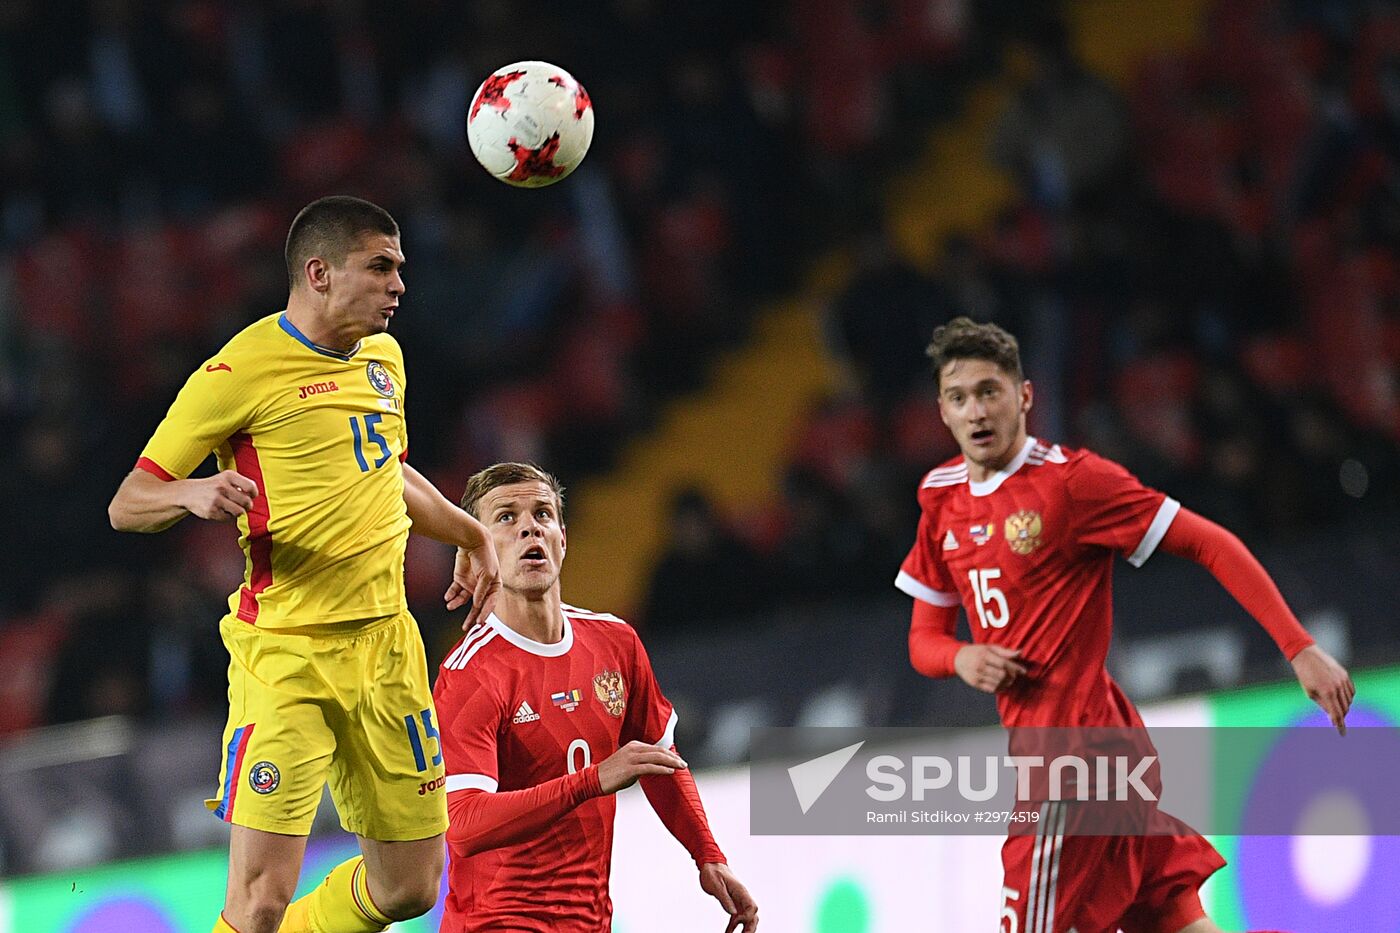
[897, 437, 1180, 728]
[433, 604, 677, 932]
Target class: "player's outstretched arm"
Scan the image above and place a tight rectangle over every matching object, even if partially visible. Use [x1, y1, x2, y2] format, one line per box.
[401, 462, 500, 628]
[108, 468, 258, 533]
[1159, 506, 1355, 734]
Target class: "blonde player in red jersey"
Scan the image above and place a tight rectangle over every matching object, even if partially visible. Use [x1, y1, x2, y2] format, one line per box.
[108, 197, 501, 933]
[433, 462, 758, 933]
[897, 318, 1354, 933]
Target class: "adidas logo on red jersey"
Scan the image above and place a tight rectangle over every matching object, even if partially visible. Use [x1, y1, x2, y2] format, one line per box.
[512, 701, 541, 724]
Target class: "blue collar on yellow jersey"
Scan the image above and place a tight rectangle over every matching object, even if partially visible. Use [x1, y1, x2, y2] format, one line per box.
[278, 312, 362, 361]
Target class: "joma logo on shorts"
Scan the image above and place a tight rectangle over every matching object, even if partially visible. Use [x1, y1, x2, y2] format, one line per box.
[418, 775, 446, 796]
[297, 381, 340, 399]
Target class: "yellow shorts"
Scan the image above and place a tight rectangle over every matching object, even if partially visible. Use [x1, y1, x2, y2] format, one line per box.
[205, 610, 449, 840]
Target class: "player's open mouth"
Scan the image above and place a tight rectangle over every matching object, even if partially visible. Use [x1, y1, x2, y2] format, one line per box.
[971, 428, 995, 444]
[520, 546, 547, 565]
[381, 306, 396, 319]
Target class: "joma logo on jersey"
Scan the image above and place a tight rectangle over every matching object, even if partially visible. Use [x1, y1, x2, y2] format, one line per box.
[297, 380, 340, 399]
[417, 775, 446, 796]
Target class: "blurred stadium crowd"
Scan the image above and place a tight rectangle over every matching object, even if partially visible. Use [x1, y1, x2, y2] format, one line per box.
[0, 0, 1397, 744]
[716, 0, 1400, 618]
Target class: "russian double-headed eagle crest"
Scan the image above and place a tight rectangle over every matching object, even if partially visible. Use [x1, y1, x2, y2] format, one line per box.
[1004, 509, 1044, 555]
[593, 670, 627, 718]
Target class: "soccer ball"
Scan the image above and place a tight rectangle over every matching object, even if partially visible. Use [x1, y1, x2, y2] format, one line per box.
[465, 61, 594, 188]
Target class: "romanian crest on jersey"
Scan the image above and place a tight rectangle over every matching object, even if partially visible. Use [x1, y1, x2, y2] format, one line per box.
[593, 670, 627, 718]
[248, 761, 280, 795]
[366, 360, 395, 397]
[1004, 509, 1044, 555]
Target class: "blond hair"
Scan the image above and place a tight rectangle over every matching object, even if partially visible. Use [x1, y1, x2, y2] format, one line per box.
[459, 462, 566, 521]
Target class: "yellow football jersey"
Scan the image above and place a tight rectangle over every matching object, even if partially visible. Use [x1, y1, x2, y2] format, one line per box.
[138, 312, 412, 629]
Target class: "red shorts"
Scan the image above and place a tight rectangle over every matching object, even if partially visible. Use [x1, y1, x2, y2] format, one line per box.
[999, 802, 1225, 933]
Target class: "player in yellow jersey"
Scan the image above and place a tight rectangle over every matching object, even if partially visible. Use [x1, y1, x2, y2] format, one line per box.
[108, 196, 501, 933]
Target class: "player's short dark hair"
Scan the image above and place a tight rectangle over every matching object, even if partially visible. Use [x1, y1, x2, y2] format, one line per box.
[926, 317, 1024, 388]
[285, 196, 400, 291]
[460, 462, 566, 522]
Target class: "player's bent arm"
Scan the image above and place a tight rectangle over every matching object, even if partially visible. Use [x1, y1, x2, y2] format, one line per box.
[909, 599, 964, 678]
[909, 600, 1026, 692]
[446, 769, 602, 857]
[108, 468, 257, 533]
[402, 461, 500, 624]
[445, 742, 687, 857]
[401, 462, 491, 549]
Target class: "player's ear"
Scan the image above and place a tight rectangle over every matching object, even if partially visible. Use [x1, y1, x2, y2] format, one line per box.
[559, 524, 567, 558]
[1020, 379, 1033, 414]
[304, 257, 332, 295]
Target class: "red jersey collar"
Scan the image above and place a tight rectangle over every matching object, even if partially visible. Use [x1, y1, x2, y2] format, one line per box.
[968, 436, 1038, 497]
[486, 611, 574, 657]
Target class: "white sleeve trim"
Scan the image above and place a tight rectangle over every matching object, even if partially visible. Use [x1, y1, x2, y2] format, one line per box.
[1127, 497, 1181, 567]
[653, 709, 678, 749]
[445, 773, 498, 793]
[895, 570, 961, 606]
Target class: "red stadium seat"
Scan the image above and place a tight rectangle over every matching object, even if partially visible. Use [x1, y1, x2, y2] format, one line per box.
[0, 613, 70, 736]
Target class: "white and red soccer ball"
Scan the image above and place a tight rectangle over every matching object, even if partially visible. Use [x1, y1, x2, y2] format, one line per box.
[465, 61, 594, 188]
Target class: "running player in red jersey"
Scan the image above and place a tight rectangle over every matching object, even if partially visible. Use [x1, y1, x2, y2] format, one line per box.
[433, 462, 758, 933]
[897, 318, 1354, 933]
